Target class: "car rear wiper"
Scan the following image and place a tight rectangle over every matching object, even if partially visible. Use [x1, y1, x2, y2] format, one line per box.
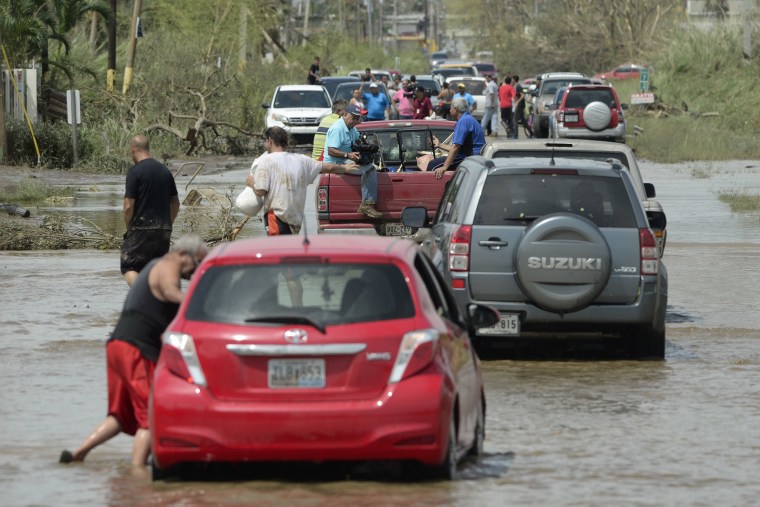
[244, 315, 326, 334]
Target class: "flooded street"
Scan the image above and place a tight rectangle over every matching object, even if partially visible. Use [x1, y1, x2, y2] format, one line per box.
[2, 159, 760, 506]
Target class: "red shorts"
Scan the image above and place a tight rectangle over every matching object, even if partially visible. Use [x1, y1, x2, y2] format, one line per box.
[106, 340, 155, 436]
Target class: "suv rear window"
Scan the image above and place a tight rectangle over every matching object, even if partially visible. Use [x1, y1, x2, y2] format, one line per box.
[473, 174, 636, 228]
[186, 263, 414, 325]
[565, 89, 616, 108]
[541, 79, 591, 96]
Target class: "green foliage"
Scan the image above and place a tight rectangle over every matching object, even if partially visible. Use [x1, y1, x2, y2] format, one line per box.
[717, 189, 760, 213]
[0, 176, 74, 202]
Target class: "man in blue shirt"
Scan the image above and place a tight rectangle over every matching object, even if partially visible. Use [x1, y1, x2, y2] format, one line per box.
[430, 97, 486, 178]
[454, 83, 477, 116]
[361, 82, 391, 121]
[324, 104, 382, 218]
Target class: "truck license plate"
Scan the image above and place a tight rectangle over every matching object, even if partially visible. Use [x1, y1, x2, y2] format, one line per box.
[268, 359, 325, 388]
[478, 314, 520, 336]
[386, 223, 413, 236]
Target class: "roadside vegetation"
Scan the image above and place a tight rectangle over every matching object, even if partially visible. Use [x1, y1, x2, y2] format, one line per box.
[717, 189, 760, 214]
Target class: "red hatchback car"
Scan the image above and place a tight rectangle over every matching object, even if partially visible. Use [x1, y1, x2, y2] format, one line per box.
[150, 235, 498, 480]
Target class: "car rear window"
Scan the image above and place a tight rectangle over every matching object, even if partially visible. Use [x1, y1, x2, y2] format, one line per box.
[362, 127, 453, 162]
[274, 90, 330, 108]
[565, 89, 616, 108]
[449, 80, 485, 95]
[491, 150, 631, 169]
[541, 79, 591, 96]
[185, 263, 415, 326]
[473, 174, 637, 228]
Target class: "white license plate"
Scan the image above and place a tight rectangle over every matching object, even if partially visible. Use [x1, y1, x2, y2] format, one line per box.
[268, 359, 325, 388]
[386, 223, 413, 236]
[478, 314, 520, 336]
[565, 113, 579, 122]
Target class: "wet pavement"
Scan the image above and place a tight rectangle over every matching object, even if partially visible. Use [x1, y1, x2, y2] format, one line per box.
[1, 159, 760, 506]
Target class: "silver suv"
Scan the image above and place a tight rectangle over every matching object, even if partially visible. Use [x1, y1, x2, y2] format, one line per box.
[480, 139, 667, 256]
[530, 72, 591, 138]
[403, 156, 668, 359]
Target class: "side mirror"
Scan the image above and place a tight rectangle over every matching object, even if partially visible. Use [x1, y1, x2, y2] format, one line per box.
[621, 103, 629, 110]
[468, 304, 500, 330]
[401, 206, 429, 229]
[262, 103, 270, 109]
[644, 182, 656, 198]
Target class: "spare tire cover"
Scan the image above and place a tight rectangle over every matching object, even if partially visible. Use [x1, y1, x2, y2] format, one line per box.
[515, 213, 612, 312]
[583, 101, 612, 131]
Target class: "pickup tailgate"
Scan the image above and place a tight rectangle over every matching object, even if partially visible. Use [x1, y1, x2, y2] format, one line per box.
[317, 171, 453, 231]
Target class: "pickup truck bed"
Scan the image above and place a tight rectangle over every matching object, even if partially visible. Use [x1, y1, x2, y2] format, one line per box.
[316, 119, 457, 236]
[317, 170, 453, 235]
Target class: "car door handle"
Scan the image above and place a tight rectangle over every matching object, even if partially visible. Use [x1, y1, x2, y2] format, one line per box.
[479, 239, 508, 249]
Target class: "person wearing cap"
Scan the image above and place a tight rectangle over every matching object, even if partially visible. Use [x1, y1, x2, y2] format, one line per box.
[429, 97, 486, 179]
[413, 85, 433, 119]
[359, 81, 391, 121]
[324, 104, 382, 218]
[455, 82, 476, 115]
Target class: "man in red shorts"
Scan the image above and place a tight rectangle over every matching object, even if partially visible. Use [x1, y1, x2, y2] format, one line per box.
[60, 235, 208, 466]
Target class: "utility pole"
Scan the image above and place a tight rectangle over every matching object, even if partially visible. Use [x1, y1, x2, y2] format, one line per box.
[744, 0, 752, 59]
[108, 0, 117, 92]
[302, 0, 311, 46]
[123, 0, 142, 95]
[0, 25, 7, 163]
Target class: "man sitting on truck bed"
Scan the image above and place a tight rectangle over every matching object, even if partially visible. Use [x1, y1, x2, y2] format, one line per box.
[430, 97, 486, 178]
[324, 104, 382, 218]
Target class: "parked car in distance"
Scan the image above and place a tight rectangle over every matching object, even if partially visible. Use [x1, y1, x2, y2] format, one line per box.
[471, 62, 498, 78]
[479, 139, 667, 256]
[530, 72, 592, 138]
[402, 156, 668, 359]
[403, 74, 442, 97]
[319, 76, 360, 100]
[332, 81, 393, 119]
[349, 69, 393, 83]
[262, 85, 332, 145]
[548, 84, 628, 142]
[150, 234, 499, 480]
[593, 63, 649, 81]
[432, 65, 479, 84]
[445, 76, 487, 120]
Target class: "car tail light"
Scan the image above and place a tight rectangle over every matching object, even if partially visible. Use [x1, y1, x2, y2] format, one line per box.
[162, 332, 207, 387]
[448, 225, 471, 272]
[389, 329, 439, 384]
[317, 187, 328, 212]
[639, 228, 659, 275]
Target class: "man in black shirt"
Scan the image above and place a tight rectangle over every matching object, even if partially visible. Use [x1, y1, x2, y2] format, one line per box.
[60, 235, 208, 466]
[120, 135, 180, 286]
[307, 56, 321, 84]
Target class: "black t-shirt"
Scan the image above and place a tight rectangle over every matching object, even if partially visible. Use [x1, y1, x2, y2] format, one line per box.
[109, 259, 180, 362]
[308, 63, 320, 84]
[124, 158, 178, 230]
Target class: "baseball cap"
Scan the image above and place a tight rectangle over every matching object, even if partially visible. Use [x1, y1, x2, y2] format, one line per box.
[457, 83, 466, 89]
[369, 82, 378, 88]
[345, 104, 367, 116]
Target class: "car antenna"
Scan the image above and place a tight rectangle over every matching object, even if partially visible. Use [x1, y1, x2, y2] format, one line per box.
[302, 217, 310, 246]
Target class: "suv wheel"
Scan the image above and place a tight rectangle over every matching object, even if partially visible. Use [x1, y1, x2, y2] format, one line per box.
[583, 101, 612, 131]
[632, 325, 665, 360]
[515, 213, 612, 312]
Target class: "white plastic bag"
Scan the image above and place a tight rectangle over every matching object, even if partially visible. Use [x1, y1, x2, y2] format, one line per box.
[235, 186, 265, 216]
[235, 156, 265, 216]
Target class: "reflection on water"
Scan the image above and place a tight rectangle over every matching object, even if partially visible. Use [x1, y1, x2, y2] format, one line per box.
[3, 159, 760, 505]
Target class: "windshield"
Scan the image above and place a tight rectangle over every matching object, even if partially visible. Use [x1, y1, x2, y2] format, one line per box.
[449, 80, 486, 95]
[273, 90, 330, 108]
[185, 263, 415, 326]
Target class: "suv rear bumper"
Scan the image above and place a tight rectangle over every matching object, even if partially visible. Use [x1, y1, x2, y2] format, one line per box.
[454, 277, 666, 337]
[556, 124, 626, 141]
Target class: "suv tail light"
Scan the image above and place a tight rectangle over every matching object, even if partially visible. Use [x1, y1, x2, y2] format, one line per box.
[639, 228, 659, 275]
[162, 332, 207, 386]
[389, 329, 439, 384]
[448, 225, 472, 272]
[317, 186, 328, 212]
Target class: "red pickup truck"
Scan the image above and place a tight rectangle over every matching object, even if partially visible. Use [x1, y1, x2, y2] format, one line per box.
[316, 119, 456, 235]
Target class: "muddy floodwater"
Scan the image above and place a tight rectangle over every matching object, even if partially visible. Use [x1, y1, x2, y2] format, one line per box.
[2, 159, 760, 506]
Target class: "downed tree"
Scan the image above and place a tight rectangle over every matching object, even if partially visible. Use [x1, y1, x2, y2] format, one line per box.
[1, 203, 31, 218]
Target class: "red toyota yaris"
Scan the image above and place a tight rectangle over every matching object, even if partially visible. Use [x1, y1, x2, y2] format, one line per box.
[150, 235, 498, 480]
